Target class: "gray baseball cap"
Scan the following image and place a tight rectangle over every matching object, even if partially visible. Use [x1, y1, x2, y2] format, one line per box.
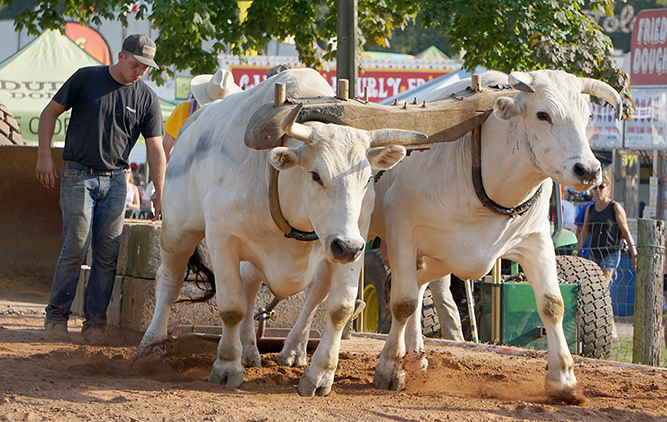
[122, 34, 159, 69]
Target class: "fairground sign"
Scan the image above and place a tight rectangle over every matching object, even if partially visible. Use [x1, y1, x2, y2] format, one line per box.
[220, 56, 461, 103]
[630, 8, 667, 85]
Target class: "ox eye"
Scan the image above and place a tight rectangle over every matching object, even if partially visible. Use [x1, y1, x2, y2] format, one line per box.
[310, 171, 324, 186]
[536, 111, 552, 123]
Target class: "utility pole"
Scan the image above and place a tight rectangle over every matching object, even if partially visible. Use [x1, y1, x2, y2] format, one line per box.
[337, 0, 357, 99]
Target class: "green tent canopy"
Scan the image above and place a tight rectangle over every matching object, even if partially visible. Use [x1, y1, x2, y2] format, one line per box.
[0, 30, 174, 144]
[415, 46, 450, 61]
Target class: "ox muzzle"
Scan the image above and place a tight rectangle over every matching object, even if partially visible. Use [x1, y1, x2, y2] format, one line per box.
[326, 235, 365, 264]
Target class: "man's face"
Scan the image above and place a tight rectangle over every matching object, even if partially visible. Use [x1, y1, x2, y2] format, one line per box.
[118, 51, 150, 84]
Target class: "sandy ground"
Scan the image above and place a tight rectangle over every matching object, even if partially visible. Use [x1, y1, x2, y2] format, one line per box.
[1, 315, 667, 422]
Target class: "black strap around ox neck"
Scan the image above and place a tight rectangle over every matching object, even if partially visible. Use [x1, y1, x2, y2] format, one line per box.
[470, 126, 542, 218]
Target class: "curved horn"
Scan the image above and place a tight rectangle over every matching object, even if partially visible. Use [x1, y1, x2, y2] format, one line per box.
[508, 72, 535, 93]
[368, 129, 428, 148]
[282, 103, 314, 143]
[580, 77, 623, 120]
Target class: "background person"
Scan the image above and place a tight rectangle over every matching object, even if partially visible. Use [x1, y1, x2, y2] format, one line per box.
[573, 200, 594, 259]
[574, 174, 637, 338]
[162, 68, 241, 158]
[36, 34, 167, 344]
[124, 168, 141, 217]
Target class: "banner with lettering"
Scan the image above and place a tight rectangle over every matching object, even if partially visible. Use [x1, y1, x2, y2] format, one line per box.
[222, 56, 460, 103]
[625, 88, 667, 149]
[587, 102, 624, 148]
[630, 8, 667, 85]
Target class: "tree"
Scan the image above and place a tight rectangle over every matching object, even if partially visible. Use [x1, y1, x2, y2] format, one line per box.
[1, 0, 631, 115]
[420, 0, 632, 117]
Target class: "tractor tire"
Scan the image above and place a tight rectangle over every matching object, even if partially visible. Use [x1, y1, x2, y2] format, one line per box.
[421, 285, 441, 338]
[0, 103, 23, 145]
[556, 255, 613, 359]
[362, 248, 392, 334]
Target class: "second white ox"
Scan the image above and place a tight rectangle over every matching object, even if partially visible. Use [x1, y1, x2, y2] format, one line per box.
[138, 68, 426, 396]
[282, 70, 622, 402]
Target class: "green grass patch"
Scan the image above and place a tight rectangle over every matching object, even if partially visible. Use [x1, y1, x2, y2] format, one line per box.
[609, 315, 667, 367]
[610, 337, 667, 367]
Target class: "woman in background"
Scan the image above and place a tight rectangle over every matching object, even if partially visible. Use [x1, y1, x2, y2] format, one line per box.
[124, 168, 140, 216]
[574, 173, 637, 338]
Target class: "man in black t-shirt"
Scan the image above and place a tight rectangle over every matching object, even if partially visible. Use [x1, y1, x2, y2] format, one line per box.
[36, 34, 167, 345]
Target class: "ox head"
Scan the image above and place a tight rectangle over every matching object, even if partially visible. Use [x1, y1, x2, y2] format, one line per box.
[268, 104, 427, 263]
[492, 70, 621, 191]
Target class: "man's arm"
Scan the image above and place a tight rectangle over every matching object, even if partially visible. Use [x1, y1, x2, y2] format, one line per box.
[162, 133, 176, 160]
[144, 135, 167, 220]
[36, 100, 66, 188]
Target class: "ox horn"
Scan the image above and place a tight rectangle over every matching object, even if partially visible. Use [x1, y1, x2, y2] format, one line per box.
[368, 129, 428, 148]
[282, 103, 314, 143]
[508, 72, 536, 93]
[579, 77, 623, 120]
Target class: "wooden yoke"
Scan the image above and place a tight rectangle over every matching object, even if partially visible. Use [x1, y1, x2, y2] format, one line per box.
[244, 81, 518, 150]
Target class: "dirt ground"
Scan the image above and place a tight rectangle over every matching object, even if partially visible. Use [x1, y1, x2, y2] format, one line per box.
[1, 315, 666, 422]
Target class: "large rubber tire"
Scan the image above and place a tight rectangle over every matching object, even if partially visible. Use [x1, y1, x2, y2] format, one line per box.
[556, 255, 613, 359]
[0, 103, 23, 145]
[362, 248, 392, 334]
[421, 285, 441, 338]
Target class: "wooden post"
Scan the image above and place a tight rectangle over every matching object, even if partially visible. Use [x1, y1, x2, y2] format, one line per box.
[471, 74, 482, 92]
[337, 79, 349, 100]
[491, 258, 502, 342]
[337, 0, 357, 99]
[274, 83, 285, 108]
[632, 218, 665, 366]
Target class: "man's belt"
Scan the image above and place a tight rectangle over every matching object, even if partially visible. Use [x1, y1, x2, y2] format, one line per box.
[63, 161, 124, 177]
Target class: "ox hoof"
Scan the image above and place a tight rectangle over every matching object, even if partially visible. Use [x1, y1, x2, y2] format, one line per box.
[242, 347, 262, 368]
[297, 373, 332, 397]
[278, 351, 307, 367]
[208, 366, 244, 388]
[545, 381, 582, 405]
[373, 369, 405, 391]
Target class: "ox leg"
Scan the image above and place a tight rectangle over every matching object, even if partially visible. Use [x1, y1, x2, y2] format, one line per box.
[298, 261, 357, 397]
[374, 243, 419, 391]
[139, 230, 204, 354]
[206, 236, 246, 388]
[239, 262, 263, 367]
[404, 283, 428, 372]
[514, 241, 578, 402]
[279, 262, 330, 367]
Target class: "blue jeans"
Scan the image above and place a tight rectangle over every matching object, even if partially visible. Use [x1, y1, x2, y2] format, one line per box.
[45, 163, 126, 327]
[592, 250, 621, 272]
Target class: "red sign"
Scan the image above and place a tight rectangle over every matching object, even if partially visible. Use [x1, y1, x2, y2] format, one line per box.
[630, 9, 667, 85]
[229, 66, 453, 102]
[65, 23, 111, 65]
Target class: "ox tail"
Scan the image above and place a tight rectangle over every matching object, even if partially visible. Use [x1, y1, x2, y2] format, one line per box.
[176, 242, 216, 303]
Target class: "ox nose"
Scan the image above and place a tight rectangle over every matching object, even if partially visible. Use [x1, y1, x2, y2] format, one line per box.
[573, 163, 601, 185]
[329, 236, 364, 263]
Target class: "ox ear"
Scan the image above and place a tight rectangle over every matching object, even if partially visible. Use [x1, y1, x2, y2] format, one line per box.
[494, 97, 524, 121]
[367, 145, 407, 170]
[269, 146, 300, 170]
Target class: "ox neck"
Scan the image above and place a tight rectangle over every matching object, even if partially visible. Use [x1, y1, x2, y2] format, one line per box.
[268, 141, 318, 241]
[474, 117, 546, 217]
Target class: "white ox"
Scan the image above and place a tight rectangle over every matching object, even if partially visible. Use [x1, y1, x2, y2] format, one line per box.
[282, 70, 622, 402]
[138, 68, 426, 396]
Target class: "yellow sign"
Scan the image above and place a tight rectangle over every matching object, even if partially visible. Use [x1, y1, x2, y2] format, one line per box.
[175, 77, 192, 100]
